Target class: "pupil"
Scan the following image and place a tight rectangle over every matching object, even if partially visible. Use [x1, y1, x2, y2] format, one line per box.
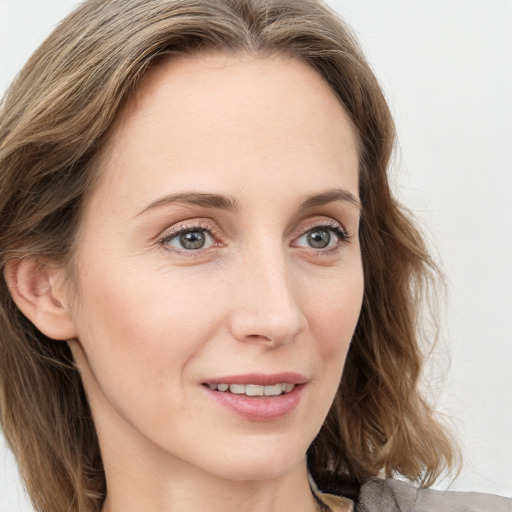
[180, 230, 205, 249]
[308, 229, 330, 248]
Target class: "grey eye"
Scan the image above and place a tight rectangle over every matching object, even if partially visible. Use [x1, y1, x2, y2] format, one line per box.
[295, 224, 346, 251]
[164, 229, 214, 251]
[306, 228, 331, 248]
[179, 230, 206, 249]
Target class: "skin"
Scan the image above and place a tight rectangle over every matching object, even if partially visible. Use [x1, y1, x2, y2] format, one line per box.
[22, 53, 364, 511]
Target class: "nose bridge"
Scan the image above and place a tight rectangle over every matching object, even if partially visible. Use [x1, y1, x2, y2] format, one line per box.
[229, 241, 307, 345]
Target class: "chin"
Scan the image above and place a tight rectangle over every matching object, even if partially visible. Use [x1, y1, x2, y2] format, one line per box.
[211, 459, 303, 483]
[197, 437, 310, 482]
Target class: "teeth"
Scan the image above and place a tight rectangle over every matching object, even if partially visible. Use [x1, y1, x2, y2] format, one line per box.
[245, 384, 265, 396]
[285, 383, 294, 393]
[207, 383, 296, 396]
[264, 384, 283, 396]
[229, 384, 245, 394]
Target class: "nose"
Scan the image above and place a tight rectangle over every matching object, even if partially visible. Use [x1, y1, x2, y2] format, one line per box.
[228, 249, 308, 347]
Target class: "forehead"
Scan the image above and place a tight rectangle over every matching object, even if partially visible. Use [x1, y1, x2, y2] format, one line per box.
[88, 52, 359, 215]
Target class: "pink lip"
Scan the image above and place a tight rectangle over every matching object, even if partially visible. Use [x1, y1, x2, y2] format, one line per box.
[201, 373, 307, 422]
[202, 372, 308, 386]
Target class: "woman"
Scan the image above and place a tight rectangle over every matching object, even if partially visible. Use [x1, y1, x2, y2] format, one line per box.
[0, 1, 509, 511]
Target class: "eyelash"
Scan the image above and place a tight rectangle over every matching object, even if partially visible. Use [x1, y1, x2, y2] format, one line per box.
[294, 220, 350, 253]
[157, 220, 350, 255]
[158, 221, 220, 254]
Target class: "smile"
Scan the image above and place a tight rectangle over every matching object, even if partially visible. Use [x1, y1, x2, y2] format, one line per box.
[205, 383, 295, 396]
[202, 373, 307, 420]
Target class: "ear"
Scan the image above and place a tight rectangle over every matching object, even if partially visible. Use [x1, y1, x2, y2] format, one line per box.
[4, 257, 78, 341]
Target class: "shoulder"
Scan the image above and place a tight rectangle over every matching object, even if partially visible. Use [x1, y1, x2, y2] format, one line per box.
[357, 478, 512, 512]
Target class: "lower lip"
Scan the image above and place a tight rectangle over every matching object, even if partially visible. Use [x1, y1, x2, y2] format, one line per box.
[203, 385, 305, 421]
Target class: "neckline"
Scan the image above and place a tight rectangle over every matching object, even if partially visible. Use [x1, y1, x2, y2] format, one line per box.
[312, 488, 355, 512]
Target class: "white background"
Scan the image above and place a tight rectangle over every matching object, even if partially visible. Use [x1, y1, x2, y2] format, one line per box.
[1, 0, 511, 510]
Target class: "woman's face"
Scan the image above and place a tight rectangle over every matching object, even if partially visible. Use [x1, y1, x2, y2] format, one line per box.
[67, 53, 363, 481]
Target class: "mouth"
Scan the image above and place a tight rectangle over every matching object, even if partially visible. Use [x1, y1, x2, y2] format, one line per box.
[203, 382, 296, 396]
[200, 373, 308, 421]
[202, 375, 306, 421]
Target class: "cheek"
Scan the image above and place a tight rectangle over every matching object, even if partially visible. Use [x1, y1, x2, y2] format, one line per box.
[306, 267, 364, 354]
[72, 262, 222, 399]
[298, 267, 363, 434]
[70, 270, 229, 451]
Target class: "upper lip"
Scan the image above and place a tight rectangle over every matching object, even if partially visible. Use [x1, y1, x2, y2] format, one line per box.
[202, 372, 308, 386]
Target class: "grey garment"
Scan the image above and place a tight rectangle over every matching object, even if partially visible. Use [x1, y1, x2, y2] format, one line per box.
[357, 478, 512, 512]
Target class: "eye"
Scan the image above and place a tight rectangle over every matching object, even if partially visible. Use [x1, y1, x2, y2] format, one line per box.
[294, 224, 348, 250]
[161, 227, 215, 251]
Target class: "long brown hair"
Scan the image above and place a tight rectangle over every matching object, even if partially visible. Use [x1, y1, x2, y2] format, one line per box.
[0, 1, 457, 511]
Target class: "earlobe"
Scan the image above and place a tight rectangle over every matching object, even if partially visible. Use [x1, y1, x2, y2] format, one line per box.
[4, 257, 78, 341]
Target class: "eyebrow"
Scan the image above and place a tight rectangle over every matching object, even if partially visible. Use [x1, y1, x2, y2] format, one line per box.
[134, 192, 241, 218]
[299, 188, 361, 211]
[134, 187, 360, 218]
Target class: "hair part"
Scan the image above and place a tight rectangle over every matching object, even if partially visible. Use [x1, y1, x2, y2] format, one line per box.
[0, 1, 458, 511]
